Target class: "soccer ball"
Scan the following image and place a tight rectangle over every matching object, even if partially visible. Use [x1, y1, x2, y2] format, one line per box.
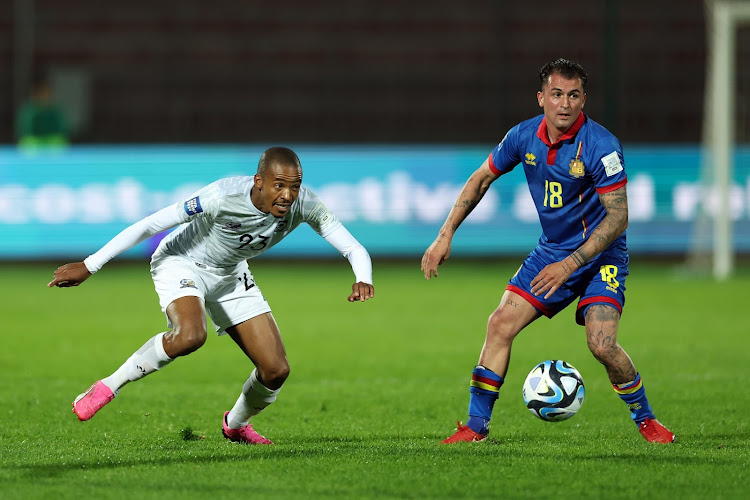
[522, 360, 585, 422]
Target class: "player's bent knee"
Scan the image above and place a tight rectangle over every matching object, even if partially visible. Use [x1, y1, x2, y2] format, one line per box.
[586, 339, 621, 367]
[587, 345, 610, 364]
[584, 305, 621, 364]
[487, 310, 522, 344]
[170, 324, 207, 355]
[259, 362, 290, 389]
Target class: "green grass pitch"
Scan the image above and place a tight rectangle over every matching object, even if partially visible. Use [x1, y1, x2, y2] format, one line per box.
[1, 258, 748, 499]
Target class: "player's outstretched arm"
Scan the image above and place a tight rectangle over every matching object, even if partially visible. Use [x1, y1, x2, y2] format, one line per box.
[48, 262, 92, 288]
[47, 204, 185, 290]
[421, 161, 498, 280]
[348, 281, 375, 302]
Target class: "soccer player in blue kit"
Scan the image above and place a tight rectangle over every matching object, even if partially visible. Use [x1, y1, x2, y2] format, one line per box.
[421, 59, 675, 444]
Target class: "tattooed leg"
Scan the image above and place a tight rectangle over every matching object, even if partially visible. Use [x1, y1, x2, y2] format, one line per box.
[584, 304, 636, 385]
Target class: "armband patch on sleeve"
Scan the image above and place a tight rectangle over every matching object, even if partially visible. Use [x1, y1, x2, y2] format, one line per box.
[308, 204, 334, 227]
[184, 196, 203, 216]
[602, 151, 623, 177]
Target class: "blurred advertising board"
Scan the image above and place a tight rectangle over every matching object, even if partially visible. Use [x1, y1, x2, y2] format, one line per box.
[1, 144, 748, 259]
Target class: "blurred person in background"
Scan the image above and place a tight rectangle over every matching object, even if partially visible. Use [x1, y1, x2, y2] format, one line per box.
[421, 58, 675, 444]
[16, 76, 69, 149]
[48, 147, 374, 445]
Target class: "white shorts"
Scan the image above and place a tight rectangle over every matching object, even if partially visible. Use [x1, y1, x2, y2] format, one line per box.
[150, 255, 271, 335]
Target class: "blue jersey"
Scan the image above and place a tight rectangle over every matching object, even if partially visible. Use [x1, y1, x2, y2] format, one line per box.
[489, 113, 628, 257]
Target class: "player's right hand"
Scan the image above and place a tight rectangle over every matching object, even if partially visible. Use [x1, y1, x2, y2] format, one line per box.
[348, 281, 375, 302]
[48, 262, 92, 288]
[421, 238, 451, 280]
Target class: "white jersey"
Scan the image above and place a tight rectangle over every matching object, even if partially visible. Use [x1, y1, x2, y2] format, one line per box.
[84, 175, 371, 285]
[154, 176, 342, 268]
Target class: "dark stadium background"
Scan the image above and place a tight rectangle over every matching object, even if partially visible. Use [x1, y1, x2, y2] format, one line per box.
[2, 0, 746, 145]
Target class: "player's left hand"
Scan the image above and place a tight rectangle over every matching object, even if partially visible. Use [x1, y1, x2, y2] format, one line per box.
[348, 282, 374, 302]
[530, 261, 574, 299]
[47, 262, 91, 288]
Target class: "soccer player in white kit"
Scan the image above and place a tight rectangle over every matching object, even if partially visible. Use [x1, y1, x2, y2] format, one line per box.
[48, 147, 374, 444]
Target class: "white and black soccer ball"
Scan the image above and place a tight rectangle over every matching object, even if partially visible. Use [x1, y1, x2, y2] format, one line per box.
[522, 360, 585, 422]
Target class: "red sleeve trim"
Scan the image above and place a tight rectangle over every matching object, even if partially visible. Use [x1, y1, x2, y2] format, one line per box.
[595, 178, 627, 194]
[488, 152, 501, 176]
[506, 284, 553, 318]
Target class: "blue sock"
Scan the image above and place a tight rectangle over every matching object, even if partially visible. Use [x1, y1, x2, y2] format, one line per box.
[613, 373, 655, 424]
[466, 365, 503, 435]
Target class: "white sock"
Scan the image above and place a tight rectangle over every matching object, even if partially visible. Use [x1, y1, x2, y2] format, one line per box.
[101, 332, 173, 395]
[226, 369, 280, 429]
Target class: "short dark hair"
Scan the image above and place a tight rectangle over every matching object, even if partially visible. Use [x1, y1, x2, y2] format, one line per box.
[539, 58, 588, 91]
[257, 146, 301, 175]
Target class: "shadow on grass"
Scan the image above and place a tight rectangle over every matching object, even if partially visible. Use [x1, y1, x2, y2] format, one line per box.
[6, 445, 330, 479]
[4, 433, 472, 479]
[4, 433, 435, 478]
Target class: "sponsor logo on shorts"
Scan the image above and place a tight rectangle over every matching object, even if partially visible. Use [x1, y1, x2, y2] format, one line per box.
[180, 279, 197, 289]
[184, 196, 203, 216]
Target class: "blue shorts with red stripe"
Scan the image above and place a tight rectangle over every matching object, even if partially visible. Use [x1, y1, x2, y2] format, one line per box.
[507, 241, 629, 326]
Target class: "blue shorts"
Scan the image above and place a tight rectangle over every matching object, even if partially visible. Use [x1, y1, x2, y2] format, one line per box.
[507, 243, 629, 325]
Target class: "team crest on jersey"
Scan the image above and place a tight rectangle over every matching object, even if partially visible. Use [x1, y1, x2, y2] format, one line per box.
[184, 196, 203, 216]
[179, 279, 197, 289]
[524, 153, 537, 166]
[569, 158, 585, 178]
[569, 141, 585, 178]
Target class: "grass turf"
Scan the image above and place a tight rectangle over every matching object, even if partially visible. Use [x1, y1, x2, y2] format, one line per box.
[1, 258, 748, 499]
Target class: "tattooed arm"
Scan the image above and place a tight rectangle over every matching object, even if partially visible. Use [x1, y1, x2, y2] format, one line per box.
[531, 185, 629, 298]
[421, 160, 499, 279]
[568, 185, 629, 269]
